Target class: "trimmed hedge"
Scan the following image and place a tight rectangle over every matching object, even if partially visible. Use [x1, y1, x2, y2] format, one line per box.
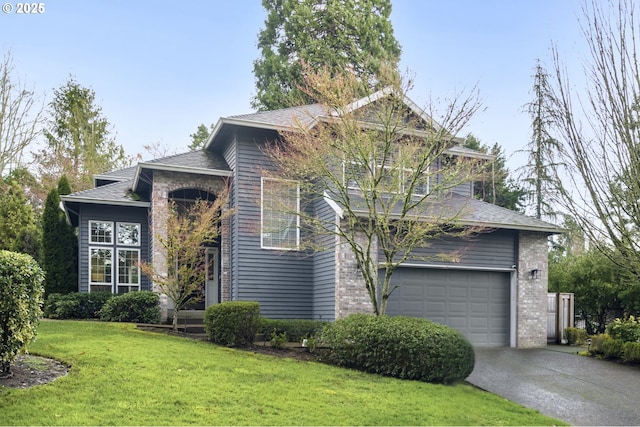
[98, 291, 161, 324]
[322, 314, 475, 384]
[43, 292, 113, 319]
[565, 327, 589, 345]
[204, 301, 260, 347]
[0, 250, 45, 374]
[258, 318, 328, 342]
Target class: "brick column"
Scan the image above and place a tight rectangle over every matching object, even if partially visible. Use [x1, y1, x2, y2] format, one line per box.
[516, 231, 549, 348]
[334, 229, 376, 318]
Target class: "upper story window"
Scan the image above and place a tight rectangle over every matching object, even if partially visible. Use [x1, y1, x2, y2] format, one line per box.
[343, 150, 430, 196]
[261, 177, 300, 250]
[117, 223, 140, 246]
[90, 221, 113, 244]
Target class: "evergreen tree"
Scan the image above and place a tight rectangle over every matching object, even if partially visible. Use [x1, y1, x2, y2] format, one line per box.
[252, 0, 401, 111]
[36, 77, 131, 192]
[0, 175, 38, 251]
[463, 134, 526, 211]
[188, 123, 214, 151]
[42, 176, 77, 295]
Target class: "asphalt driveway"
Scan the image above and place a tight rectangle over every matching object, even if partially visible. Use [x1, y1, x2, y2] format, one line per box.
[467, 346, 640, 426]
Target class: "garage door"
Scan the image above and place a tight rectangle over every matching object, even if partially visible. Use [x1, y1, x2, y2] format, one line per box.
[385, 268, 511, 347]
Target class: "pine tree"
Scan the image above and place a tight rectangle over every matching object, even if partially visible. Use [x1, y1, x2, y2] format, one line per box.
[252, 0, 401, 111]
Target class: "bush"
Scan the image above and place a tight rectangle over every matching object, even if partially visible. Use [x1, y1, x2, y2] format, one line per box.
[606, 316, 640, 343]
[565, 327, 589, 345]
[258, 318, 328, 342]
[204, 301, 260, 347]
[589, 333, 610, 355]
[602, 337, 625, 359]
[0, 250, 45, 375]
[43, 292, 113, 319]
[622, 341, 640, 364]
[98, 291, 161, 324]
[321, 314, 475, 384]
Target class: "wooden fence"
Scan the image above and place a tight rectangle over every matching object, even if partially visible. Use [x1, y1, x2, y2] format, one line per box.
[547, 292, 575, 344]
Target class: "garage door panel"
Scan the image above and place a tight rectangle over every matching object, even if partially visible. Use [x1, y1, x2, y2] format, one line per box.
[386, 268, 510, 347]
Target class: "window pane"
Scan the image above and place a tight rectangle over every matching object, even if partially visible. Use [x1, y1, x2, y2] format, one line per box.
[90, 248, 112, 284]
[117, 223, 140, 245]
[118, 250, 139, 285]
[262, 179, 299, 249]
[90, 222, 113, 244]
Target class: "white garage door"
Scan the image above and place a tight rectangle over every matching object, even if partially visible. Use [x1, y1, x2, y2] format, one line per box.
[385, 268, 511, 347]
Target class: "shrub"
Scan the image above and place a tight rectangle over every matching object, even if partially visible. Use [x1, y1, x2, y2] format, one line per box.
[269, 330, 288, 349]
[0, 250, 45, 375]
[204, 301, 260, 347]
[602, 337, 625, 359]
[258, 318, 328, 342]
[622, 341, 640, 364]
[43, 292, 113, 319]
[589, 333, 610, 355]
[606, 316, 640, 343]
[98, 291, 161, 324]
[565, 327, 589, 345]
[321, 314, 475, 384]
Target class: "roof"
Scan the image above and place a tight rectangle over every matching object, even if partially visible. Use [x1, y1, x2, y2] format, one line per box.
[325, 191, 562, 234]
[204, 88, 491, 160]
[62, 180, 148, 226]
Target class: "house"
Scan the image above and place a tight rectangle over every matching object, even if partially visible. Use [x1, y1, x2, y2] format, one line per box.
[62, 90, 561, 348]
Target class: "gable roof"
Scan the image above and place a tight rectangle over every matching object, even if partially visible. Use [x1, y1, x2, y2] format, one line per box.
[205, 88, 492, 160]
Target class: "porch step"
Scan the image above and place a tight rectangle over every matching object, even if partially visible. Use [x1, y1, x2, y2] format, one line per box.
[176, 310, 206, 334]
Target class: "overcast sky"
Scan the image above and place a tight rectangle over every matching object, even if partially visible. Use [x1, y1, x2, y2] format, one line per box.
[1, 0, 587, 171]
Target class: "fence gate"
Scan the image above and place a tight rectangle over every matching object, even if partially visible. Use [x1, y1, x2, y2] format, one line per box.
[547, 292, 574, 344]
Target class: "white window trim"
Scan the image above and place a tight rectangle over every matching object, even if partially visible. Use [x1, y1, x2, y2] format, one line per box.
[261, 177, 300, 250]
[117, 248, 141, 287]
[116, 222, 141, 246]
[89, 220, 114, 245]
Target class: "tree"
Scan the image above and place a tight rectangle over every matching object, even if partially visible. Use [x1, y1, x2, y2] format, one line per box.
[41, 176, 77, 295]
[0, 174, 38, 253]
[264, 66, 484, 315]
[140, 190, 231, 330]
[463, 134, 526, 211]
[519, 59, 560, 221]
[547, 0, 640, 279]
[35, 77, 131, 192]
[252, 0, 402, 111]
[188, 123, 214, 151]
[0, 51, 45, 175]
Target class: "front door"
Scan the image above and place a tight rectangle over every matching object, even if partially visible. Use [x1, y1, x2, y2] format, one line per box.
[204, 248, 219, 307]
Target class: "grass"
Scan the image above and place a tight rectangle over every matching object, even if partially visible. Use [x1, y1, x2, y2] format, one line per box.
[0, 320, 565, 426]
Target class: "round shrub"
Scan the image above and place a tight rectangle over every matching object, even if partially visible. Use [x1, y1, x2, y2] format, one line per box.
[204, 301, 260, 347]
[321, 313, 475, 384]
[98, 291, 160, 324]
[606, 316, 640, 343]
[0, 250, 45, 375]
[622, 341, 640, 364]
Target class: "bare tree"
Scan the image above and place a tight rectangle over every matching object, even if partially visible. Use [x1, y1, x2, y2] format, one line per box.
[0, 51, 44, 175]
[264, 66, 487, 315]
[548, 0, 640, 278]
[140, 189, 231, 330]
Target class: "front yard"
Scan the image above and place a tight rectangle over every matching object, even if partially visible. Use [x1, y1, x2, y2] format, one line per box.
[0, 320, 564, 425]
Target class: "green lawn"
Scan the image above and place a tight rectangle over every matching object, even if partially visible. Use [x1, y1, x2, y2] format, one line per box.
[0, 320, 565, 426]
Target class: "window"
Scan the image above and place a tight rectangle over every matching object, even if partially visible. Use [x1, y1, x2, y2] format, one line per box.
[117, 223, 140, 246]
[90, 248, 112, 292]
[261, 178, 299, 250]
[88, 220, 141, 293]
[90, 221, 113, 244]
[117, 249, 140, 293]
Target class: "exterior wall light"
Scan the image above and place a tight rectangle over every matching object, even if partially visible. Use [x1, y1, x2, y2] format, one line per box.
[530, 269, 540, 279]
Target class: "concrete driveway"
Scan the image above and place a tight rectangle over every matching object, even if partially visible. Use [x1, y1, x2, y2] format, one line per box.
[467, 346, 640, 426]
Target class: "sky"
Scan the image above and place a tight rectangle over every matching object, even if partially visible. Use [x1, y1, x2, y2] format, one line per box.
[1, 0, 587, 171]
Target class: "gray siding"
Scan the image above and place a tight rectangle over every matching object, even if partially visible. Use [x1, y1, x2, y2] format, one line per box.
[78, 204, 150, 293]
[312, 199, 337, 320]
[231, 128, 313, 318]
[387, 229, 516, 269]
[223, 137, 239, 300]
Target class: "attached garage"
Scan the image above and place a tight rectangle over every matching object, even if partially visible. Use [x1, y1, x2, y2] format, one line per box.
[385, 268, 512, 347]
